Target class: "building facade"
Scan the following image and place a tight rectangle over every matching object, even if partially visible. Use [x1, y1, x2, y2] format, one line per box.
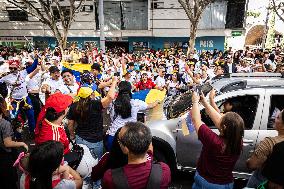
[0, 0, 246, 52]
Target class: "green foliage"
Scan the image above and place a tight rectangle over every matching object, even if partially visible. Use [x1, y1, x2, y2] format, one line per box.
[265, 12, 276, 50]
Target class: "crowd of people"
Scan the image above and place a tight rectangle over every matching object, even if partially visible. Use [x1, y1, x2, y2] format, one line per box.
[0, 44, 284, 189]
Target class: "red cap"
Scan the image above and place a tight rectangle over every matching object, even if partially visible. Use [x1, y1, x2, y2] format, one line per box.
[45, 92, 73, 113]
[8, 59, 20, 68]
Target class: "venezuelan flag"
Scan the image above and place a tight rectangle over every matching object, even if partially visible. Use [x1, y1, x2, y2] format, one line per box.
[181, 111, 195, 136]
[132, 89, 166, 104]
[62, 62, 92, 82]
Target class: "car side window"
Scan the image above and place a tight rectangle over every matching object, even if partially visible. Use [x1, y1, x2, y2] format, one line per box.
[267, 95, 284, 129]
[201, 95, 259, 130]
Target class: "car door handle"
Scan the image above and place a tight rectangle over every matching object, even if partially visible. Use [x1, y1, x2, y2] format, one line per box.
[243, 139, 254, 143]
[172, 129, 182, 133]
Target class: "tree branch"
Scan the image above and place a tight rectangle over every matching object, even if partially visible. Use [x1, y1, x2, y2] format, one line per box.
[272, 0, 284, 22]
[54, 0, 66, 28]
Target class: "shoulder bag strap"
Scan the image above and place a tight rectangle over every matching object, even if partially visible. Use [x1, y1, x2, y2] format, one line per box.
[64, 124, 77, 147]
[65, 85, 73, 94]
[111, 167, 130, 189]
[146, 162, 162, 189]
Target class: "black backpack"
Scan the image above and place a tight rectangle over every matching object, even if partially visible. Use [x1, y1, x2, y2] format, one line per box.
[111, 162, 162, 189]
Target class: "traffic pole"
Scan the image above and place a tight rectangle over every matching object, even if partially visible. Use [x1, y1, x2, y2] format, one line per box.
[99, 0, 105, 53]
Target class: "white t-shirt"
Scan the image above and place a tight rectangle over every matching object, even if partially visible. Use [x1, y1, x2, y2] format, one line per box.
[0, 63, 9, 74]
[206, 69, 216, 79]
[178, 60, 185, 73]
[182, 73, 193, 84]
[42, 78, 66, 94]
[60, 82, 79, 95]
[26, 72, 46, 92]
[107, 99, 148, 136]
[167, 81, 180, 96]
[155, 76, 166, 88]
[0, 70, 28, 99]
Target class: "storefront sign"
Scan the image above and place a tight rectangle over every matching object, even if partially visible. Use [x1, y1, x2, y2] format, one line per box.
[0, 36, 33, 42]
[195, 36, 225, 52]
[84, 41, 98, 48]
[133, 41, 149, 52]
[231, 31, 243, 37]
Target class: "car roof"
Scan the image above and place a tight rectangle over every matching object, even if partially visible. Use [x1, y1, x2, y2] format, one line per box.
[211, 73, 284, 93]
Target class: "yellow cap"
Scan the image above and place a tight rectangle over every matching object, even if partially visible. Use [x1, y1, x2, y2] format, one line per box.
[77, 87, 93, 99]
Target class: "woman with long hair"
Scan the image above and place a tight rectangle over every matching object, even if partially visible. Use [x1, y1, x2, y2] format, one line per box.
[20, 140, 82, 189]
[0, 95, 28, 189]
[67, 77, 118, 160]
[166, 72, 182, 96]
[191, 92, 244, 189]
[105, 81, 159, 151]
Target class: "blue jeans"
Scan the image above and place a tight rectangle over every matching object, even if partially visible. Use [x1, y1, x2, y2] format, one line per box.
[76, 135, 103, 159]
[11, 96, 35, 133]
[192, 171, 234, 189]
[76, 135, 103, 189]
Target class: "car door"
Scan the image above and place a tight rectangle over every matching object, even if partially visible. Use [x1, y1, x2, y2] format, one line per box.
[175, 89, 265, 176]
[255, 89, 284, 146]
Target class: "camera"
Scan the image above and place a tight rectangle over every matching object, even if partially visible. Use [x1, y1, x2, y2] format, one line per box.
[192, 85, 203, 95]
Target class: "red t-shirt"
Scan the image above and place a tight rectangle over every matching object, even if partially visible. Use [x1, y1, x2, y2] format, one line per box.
[102, 153, 171, 189]
[197, 124, 240, 184]
[35, 119, 70, 154]
[135, 79, 156, 90]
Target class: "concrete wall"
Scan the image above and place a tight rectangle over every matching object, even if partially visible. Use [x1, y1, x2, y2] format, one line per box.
[0, 0, 228, 38]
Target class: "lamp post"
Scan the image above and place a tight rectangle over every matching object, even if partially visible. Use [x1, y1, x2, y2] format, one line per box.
[99, 0, 105, 53]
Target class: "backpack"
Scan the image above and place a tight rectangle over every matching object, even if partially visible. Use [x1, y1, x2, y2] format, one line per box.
[111, 162, 162, 189]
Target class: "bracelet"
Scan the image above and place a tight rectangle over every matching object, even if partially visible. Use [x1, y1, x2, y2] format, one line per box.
[192, 101, 199, 104]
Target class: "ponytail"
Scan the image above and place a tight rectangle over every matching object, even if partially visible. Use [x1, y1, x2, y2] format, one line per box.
[45, 107, 65, 122]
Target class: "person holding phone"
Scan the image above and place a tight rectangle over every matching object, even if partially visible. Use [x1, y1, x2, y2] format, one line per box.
[191, 92, 244, 189]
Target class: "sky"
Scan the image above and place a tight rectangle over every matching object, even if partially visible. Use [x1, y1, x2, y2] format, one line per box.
[246, 0, 284, 33]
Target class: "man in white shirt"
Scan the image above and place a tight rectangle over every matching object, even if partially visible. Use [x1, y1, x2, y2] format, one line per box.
[0, 57, 9, 75]
[0, 58, 39, 135]
[61, 69, 79, 96]
[155, 68, 166, 90]
[41, 66, 65, 95]
[178, 55, 186, 74]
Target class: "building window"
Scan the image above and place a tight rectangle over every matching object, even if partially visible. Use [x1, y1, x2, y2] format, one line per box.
[82, 5, 93, 12]
[225, 0, 245, 29]
[104, 0, 148, 31]
[53, 7, 70, 21]
[7, 10, 28, 21]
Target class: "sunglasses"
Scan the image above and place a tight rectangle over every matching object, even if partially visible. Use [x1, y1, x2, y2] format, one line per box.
[9, 67, 17, 71]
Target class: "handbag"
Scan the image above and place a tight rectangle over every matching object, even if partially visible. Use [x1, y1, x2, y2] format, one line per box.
[64, 130, 84, 170]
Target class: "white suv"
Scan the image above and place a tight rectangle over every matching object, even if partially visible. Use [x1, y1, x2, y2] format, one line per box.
[148, 73, 283, 179]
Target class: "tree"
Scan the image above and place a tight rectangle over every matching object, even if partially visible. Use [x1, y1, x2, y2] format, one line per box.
[7, 0, 84, 51]
[178, 0, 216, 56]
[265, 12, 276, 49]
[271, 0, 284, 22]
